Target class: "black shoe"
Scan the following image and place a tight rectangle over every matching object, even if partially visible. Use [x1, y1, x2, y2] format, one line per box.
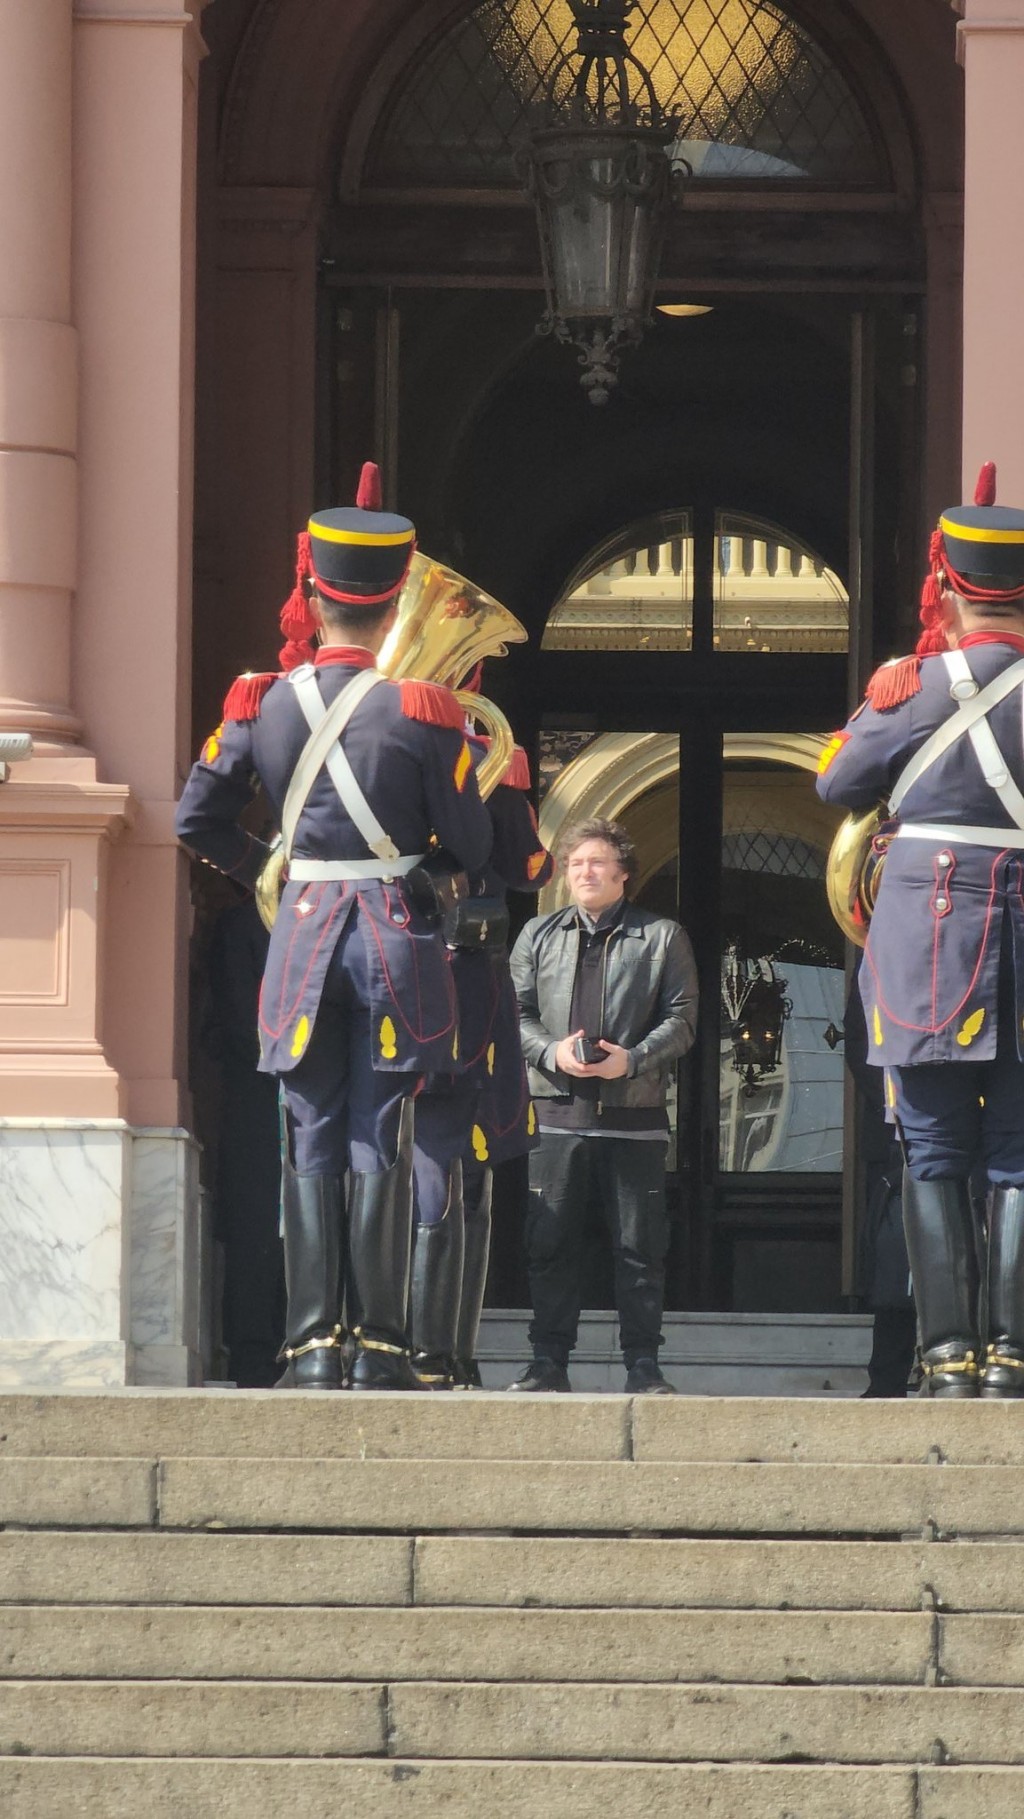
[918, 1340, 980, 1399]
[412, 1350, 455, 1390]
[349, 1336, 422, 1391]
[981, 1342, 1024, 1399]
[274, 1330, 346, 1390]
[625, 1356, 677, 1396]
[506, 1358, 571, 1393]
[453, 1358, 484, 1390]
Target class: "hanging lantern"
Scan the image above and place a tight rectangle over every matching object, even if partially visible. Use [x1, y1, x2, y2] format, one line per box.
[516, 0, 686, 405]
[722, 948, 791, 1094]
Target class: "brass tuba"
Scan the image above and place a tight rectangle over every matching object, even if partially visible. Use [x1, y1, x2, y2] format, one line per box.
[824, 803, 894, 948]
[255, 554, 527, 931]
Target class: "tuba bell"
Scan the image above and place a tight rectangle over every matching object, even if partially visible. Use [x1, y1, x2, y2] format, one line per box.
[824, 803, 895, 948]
[255, 554, 527, 931]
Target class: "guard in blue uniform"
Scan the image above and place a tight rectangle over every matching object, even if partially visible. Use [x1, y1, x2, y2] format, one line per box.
[409, 731, 554, 1388]
[176, 465, 492, 1390]
[818, 462, 1024, 1398]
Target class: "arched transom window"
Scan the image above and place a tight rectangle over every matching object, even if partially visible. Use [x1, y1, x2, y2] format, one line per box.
[366, 0, 884, 190]
[543, 510, 849, 654]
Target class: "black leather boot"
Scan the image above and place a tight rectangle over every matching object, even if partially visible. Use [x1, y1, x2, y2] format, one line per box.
[274, 1170, 345, 1390]
[453, 1167, 492, 1390]
[903, 1173, 980, 1399]
[982, 1185, 1024, 1398]
[410, 1161, 465, 1390]
[348, 1100, 421, 1391]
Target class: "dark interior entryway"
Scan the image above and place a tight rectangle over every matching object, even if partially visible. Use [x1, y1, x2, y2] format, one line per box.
[313, 283, 918, 1313]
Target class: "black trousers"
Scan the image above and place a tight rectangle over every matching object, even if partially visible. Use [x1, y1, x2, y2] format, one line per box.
[525, 1131, 669, 1369]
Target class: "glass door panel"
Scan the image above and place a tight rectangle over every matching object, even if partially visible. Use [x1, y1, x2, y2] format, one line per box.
[718, 753, 846, 1178]
[714, 511, 848, 654]
[543, 510, 693, 652]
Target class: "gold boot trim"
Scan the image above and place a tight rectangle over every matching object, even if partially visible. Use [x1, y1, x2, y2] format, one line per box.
[278, 1324, 344, 1364]
[922, 1350, 979, 1379]
[984, 1346, 1024, 1373]
[353, 1327, 408, 1358]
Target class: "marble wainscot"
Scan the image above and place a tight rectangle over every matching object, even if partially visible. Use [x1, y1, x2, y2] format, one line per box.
[0, 1120, 207, 1388]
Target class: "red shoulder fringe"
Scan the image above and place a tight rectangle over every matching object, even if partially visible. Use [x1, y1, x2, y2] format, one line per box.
[398, 678, 465, 731]
[865, 656, 921, 712]
[463, 737, 532, 790]
[500, 745, 531, 790]
[222, 672, 278, 722]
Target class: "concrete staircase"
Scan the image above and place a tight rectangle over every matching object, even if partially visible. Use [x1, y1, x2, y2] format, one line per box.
[2, 1391, 1024, 1817]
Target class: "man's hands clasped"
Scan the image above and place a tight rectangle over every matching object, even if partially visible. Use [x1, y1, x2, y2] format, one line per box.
[553, 1029, 630, 1080]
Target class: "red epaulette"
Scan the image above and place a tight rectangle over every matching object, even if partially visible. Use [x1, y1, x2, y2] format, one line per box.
[864, 655, 921, 712]
[398, 678, 465, 731]
[472, 738, 532, 790]
[222, 671, 278, 723]
[500, 745, 532, 791]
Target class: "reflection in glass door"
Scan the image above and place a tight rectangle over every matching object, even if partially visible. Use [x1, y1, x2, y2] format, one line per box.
[719, 757, 846, 1177]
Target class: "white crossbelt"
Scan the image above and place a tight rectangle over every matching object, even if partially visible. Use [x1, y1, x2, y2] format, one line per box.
[289, 855, 425, 881]
[895, 822, 1024, 849]
[280, 666, 424, 881]
[886, 651, 1024, 853]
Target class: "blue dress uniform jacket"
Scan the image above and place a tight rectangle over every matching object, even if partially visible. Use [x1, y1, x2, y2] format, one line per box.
[817, 636, 1024, 1067]
[413, 752, 554, 1214]
[456, 763, 554, 1168]
[175, 653, 493, 1079]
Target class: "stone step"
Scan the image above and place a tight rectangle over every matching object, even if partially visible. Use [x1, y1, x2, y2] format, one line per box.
[4, 1757, 988, 1819]
[6, 1681, 1024, 1764]
[154, 1456, 1024, 1537]
[412, 1534, 1024, 1613]
[0, 1604, 937, 1684]
[6, 1531, 1024, 1612]
[0, 1531, 412, 1606]
[6, 1454, 1024, 1536]
[0, 1681, 385, 1757]
[387, 1681, 1024, 1763]
[3, 1389, 1024, 1466]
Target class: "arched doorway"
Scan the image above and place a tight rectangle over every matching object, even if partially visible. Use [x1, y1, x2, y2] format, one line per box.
[531, 516, 848, 1312]
[193, 0, 964, 1348]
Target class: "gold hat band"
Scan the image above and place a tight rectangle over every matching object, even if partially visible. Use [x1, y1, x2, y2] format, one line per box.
[309, 521, 413, 547]
[940, 516, 1024, 545]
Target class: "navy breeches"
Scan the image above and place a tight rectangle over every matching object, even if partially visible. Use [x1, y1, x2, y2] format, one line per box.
[412, 1080, 476, 1227]
[282, 920, 418, 1176]
[889, 1050, 1024, 1187]
[890, 918, 1024, 1186]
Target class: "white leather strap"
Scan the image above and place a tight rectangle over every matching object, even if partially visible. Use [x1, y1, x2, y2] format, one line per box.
[896, 822, 1024, 849]
[888, 654, 1024, 813]
[288, 855, 424, 881]
[283, 667, 400, 863]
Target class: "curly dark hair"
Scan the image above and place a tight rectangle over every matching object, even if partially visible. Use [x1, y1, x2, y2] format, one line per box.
[557, 816, 637, 886]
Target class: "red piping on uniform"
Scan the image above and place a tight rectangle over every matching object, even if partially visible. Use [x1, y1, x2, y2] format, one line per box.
[357, 893, 456, 1043]
[865, 852, 1003, 1035]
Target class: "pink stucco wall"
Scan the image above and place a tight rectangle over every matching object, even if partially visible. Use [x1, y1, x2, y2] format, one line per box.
[959, 0, 1024, 501]
[0, 1, 207, 1122]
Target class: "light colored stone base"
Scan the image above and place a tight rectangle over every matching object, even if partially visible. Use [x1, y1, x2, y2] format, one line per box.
[0, 1121, 205, 1388]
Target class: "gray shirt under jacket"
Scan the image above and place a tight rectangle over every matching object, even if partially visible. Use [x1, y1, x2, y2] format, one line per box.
[510, 898, 699, 1131]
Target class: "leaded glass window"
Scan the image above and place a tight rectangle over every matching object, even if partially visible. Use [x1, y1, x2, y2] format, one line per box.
[366, 1, 883, 190]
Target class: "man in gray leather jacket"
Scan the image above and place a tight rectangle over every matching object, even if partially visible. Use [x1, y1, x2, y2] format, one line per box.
[508, 817, 698, 1394]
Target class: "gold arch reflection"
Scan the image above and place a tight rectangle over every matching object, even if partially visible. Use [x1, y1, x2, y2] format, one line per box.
[538, 731, 831, 911]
